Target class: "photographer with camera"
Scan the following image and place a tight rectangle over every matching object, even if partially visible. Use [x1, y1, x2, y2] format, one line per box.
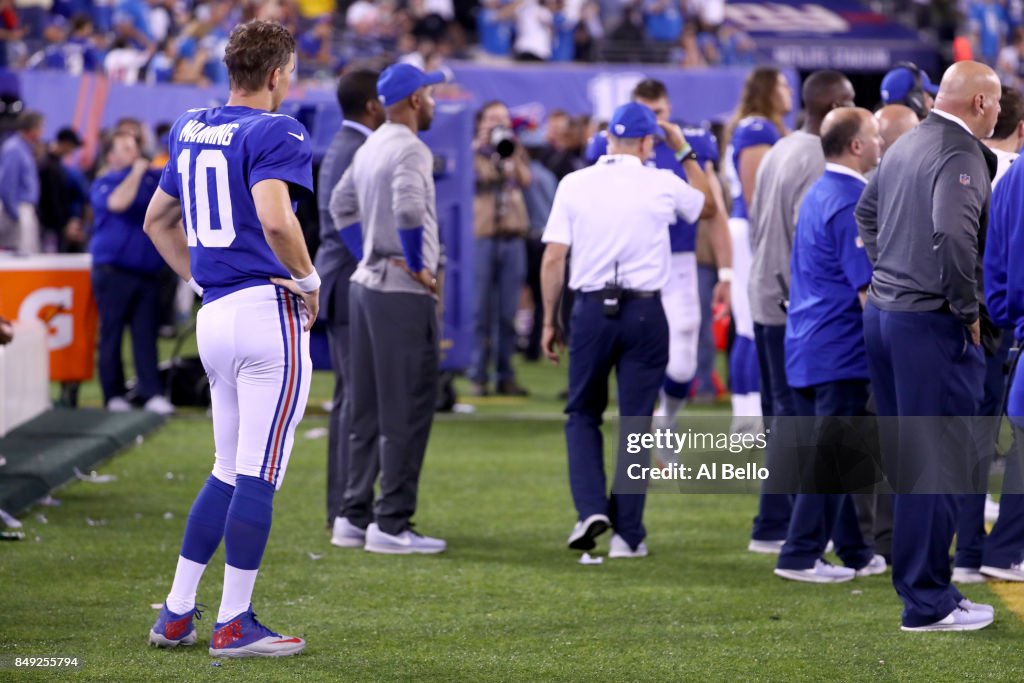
[470, 100, 533, 397]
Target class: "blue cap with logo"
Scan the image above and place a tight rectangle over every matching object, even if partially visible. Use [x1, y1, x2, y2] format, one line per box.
[880, 65, 938, 104]
[377, 63, 447, 107]
[608, 102, 659, 139]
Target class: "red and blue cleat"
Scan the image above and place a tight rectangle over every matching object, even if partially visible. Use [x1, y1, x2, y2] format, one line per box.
[208, 607, 305, 658]
[149, 603, 203, 648]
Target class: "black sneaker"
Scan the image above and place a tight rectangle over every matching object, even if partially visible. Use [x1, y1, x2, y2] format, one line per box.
[567, 514, 611, 551]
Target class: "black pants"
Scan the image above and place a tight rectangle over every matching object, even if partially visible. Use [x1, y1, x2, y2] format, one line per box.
[564, 293, 668, 549]
[325, 277, 353, 525]
[342, 283, 439, 535]
[91, 265, 162, 403]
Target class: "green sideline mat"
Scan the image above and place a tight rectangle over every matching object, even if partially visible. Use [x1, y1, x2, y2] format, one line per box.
[0, 409, 164, 515]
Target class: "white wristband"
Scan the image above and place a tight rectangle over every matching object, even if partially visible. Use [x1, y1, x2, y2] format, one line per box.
[187, 277, 204, 296]
[717, 268, 734, 283]
[293, 269, 321, 293]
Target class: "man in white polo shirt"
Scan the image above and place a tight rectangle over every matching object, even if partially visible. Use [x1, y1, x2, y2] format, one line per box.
[539, 102, 716, 557]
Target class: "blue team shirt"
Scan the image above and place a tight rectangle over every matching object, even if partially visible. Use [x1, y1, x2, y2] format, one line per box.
[159, 105, 314, 303]
[985, 153, 1024, 425]
[726, 116, 781, 219]
[583, 126, 718, 253]
[784, 169, 873, 388]
[89, 167, 165, 274]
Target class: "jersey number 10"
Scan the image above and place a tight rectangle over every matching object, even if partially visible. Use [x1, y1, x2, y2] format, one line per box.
[177, 149, 236, 248]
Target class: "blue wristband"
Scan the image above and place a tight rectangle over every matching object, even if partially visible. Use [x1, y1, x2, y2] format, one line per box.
[339, 222, 363, 261]
[398, 225, 424, 273]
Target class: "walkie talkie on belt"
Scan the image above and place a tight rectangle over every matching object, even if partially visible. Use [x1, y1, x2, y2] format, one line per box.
[603, 262, 622, 318]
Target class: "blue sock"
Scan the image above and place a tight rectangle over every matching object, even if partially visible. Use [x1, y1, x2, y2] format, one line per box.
[223, 475, 275, 571]
[180, 475, 235, 564]
[663, 377, 692, 400]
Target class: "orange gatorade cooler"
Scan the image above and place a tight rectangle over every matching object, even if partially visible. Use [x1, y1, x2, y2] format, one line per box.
[0, 254, 98, 382]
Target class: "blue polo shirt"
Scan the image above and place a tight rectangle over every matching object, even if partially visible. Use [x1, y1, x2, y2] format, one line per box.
[89, 167, 165, 274]
[784, 165, 873, 388]
[985, 152, 1024, 425]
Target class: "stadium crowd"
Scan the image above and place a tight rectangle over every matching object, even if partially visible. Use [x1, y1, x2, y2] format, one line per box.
[0, 0, 747, 81]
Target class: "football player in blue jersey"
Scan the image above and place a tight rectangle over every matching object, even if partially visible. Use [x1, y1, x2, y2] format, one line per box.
[143, 20, 317, 658]
[583, 80, 731, 463]
[722, 67, 790, 432]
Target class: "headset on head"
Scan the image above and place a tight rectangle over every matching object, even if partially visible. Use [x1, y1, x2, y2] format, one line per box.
[891, 61, 928, 119]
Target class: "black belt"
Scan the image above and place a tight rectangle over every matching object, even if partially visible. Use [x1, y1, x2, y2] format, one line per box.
[579, 288, 660, 301]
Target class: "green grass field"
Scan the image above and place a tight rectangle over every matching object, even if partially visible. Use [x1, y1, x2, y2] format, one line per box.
[3, 355, 1024, 682]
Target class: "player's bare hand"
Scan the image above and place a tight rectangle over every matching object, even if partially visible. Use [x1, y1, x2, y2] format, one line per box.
[542, 324, 564, 364]
[712, 281, 731, 316]
[270, 278, 319, 331]
[409, 267, 437, 294]
[968, 319, 981, 346]
[131, 158, 150, 175]
[658, 121, 686, 153]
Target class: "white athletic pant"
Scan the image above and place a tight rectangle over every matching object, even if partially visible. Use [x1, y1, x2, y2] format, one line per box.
[197, 284, 312, 490]
[728, 217, 755, 339]
[661, 251, 701, 384]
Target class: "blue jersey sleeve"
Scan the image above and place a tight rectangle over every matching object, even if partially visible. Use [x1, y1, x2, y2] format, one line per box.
[158, 113, 191, 199]
[833, 205, 873, 291]
[683, 126, 719, 168]
[985, 174, 1012, 329]
[732, 117, 781, 154]
[249, 116, 314, 199]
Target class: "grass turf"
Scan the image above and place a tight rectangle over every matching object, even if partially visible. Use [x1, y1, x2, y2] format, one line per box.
[4, 358, 1024, 681]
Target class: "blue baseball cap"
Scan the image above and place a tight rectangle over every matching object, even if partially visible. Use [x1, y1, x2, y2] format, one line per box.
[377, 63, 446, 107]
[881, 65, 938, 104]
[608, 102, 659, 139]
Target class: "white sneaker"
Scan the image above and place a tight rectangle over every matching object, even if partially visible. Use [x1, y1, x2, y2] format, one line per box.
[363, 523, 445, 554]
[980, 562, 1024, 582]
[774, 559, 856, 583]
[608, 534, 648, 558]
[567, 513, 611, 551]
[985, 494, 1000, 524]
[330, 517, 366, 548]
[748, 539, 785, 555]
[952, 567, 987, 584]
[824, 540, 835, 554]
[901, 607, 994, 632]
[106, 396, 132, 412]
[144, 395, 176, 416]
[959, 598, 995, 615]
[855, 554, 888, 577]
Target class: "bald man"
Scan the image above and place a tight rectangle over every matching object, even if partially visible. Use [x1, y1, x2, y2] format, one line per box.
[874, 104, 919, 156]
[774, 108, 886, 583]
[746, 70, 855, 553]
[855, 61, 1001, 632]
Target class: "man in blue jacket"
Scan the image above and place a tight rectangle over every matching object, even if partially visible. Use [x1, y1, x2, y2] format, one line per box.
[90, 130, 173, 415]
[776, 107, 886, 583]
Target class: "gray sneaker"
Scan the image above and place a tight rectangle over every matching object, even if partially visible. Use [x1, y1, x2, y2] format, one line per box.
[330, 517, 366, 548]
[364, 523, 446, 554]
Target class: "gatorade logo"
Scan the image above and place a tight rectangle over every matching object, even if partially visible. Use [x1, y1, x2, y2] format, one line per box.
[17, 287, 74, 351]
